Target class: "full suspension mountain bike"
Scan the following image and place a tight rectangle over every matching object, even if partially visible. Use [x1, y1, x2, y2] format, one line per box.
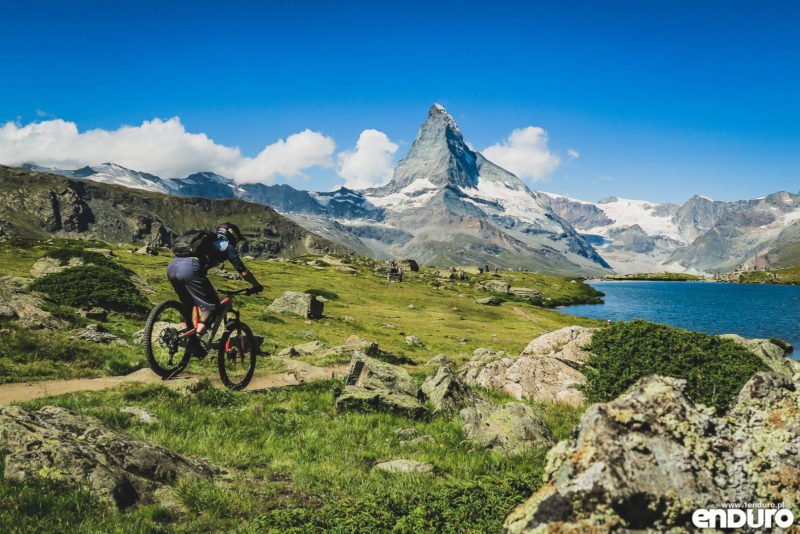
[143, 288, 258, 390]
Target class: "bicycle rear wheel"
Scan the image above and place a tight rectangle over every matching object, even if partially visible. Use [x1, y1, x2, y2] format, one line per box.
[144, 300, 193, 379]
[217, 322, 256, 390]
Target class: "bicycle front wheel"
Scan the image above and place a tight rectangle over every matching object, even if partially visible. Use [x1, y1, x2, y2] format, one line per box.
[217, 322, 257, 390]
[144, 300, 193, 379]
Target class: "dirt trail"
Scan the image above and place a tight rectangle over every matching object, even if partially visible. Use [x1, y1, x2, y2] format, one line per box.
[512, 306, 541, 324]
[0, 359, 349, 404]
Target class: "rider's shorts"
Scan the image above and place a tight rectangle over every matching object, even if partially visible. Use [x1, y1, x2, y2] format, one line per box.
[167, 257, 221, 314]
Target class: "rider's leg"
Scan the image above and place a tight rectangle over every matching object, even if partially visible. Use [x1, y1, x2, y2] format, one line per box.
[181, 259, 221, 337]
[167, 258, 196, 329]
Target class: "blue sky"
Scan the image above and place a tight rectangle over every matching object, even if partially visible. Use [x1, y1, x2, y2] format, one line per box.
[1, 0, 798, 204]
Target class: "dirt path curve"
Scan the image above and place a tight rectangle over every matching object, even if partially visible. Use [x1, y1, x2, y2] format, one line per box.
[0, 359, 349, 404]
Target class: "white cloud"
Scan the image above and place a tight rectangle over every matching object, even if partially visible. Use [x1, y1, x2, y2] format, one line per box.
[567, 149, 579, 159]
[482, 126, 561, 182]
[0, 117, 335, 185]
[336, 129, 398, 189]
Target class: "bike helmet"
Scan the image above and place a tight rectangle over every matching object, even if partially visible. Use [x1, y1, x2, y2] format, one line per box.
[216, 222, 244, 246]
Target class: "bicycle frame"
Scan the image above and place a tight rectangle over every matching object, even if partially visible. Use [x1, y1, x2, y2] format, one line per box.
[179, 294, 244, 355]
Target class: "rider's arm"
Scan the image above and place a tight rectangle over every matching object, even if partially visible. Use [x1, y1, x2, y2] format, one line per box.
[227, 246, 262, 290]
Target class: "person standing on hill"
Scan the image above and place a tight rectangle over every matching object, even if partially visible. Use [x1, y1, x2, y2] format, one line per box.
[167, 222, 263, 355]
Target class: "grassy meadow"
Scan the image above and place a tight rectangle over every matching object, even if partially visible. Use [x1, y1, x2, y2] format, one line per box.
[0, 238, 602, 532]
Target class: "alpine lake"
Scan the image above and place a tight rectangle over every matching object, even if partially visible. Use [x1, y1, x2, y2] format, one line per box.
[558, 280, 800, 354]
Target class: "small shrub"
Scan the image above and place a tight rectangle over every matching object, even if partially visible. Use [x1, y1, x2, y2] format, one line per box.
[579, 319, 768, 413]
[29, 265, 149, 315]
[44, 248, 130, 274]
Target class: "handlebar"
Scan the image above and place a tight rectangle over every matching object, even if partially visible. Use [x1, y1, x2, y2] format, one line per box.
[217, 288, 258, 297]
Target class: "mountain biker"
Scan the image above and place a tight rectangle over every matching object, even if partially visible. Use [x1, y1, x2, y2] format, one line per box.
[166, 222, 263, 355]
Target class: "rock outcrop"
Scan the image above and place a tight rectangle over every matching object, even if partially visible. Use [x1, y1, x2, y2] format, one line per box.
[719, 333, 795, 377]
[0, 275, 65, 329]
[420, 365, 482, 415]
[335, 351, 425, 417]
[461, 402, 554, 454]
[503, 373, 800, 532]
[463, 335, 588, 406]
[266, 291, 324, 319]
[520, 326, 596, 367]
[0, 405, 220, 510]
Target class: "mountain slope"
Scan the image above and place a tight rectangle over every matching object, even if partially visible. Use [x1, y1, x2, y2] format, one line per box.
[0, 165, 352, 258]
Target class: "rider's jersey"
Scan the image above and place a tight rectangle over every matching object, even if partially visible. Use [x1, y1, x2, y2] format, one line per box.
[207, 234, 246, 272]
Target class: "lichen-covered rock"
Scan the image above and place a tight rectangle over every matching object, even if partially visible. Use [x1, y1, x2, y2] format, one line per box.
[719, 333, 795, 376]
[266, 291, 324, 319]
[336, 386, 426, 418]
[462, 355, 586, 405]
[521, 326, 597, 367]
[398, 259, 420, 272]
[335, 351, 424, 417]
[405, 335, 425, 347]
[75, 324, 127, 345]
[0, 304, 17, 320]
[0, 405, 219, 510]
[729, 373, 800, 511]
[427, 354, 457, 368]
[461, 402, 554, 453]
[476, 296, 502, 306]
[372, 459, 434, 474]
[0, 275, 66, 330]
[483, 280, 510, 294]
[503, 374, 800, 533]
[292, 340, 324, 355]
[420, 365, 483, 415]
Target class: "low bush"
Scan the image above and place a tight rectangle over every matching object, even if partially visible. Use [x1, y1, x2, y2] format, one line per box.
[579, 319, 768, 413]
[29, 265, 149, 315]
[44, 248, 131, 274]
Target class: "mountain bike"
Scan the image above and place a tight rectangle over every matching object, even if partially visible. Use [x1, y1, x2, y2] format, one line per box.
[143, 288, 258, 390]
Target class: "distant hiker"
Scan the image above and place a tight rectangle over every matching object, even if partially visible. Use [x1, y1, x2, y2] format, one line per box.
[485, 264, 489, 273]
[606, 320, 612, 327]
[478, 267, 483, 274]
[168, 222, 263, 355]
[495, 267, 498, 273]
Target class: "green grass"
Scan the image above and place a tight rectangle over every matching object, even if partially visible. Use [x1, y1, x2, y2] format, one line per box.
[1, 238, 604, 384]
[732, 267, 800, 285]
[0, 327, 144, 383]
[5, 379, 585, 533]
[601, 272, 704, 281]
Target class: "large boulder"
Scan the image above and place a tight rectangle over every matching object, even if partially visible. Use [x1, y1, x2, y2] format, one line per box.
[0, 405, 220, 510]
[521, 326, 597, 367]
[398, 259, 420, 272]
[461, 402, 554, 454]
[462, 355, 586, 405]
[719, 333, 795, 376]
[476, 296, 502, 306]
[503, 373, 800, 533]
[266, 291, 324, 319]
[420, 365, 483, 415]
[335, 351, 425, 417]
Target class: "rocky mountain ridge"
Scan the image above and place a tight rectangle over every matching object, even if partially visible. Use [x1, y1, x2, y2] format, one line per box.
[0, 165, 352, 259]
[541, 190, 800, 273]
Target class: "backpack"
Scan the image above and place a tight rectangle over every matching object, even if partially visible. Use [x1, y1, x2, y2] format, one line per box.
[172, 230, 217, 262]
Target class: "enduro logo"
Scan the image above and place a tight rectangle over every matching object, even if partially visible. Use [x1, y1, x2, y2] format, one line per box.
[692, 505, 794, 529]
